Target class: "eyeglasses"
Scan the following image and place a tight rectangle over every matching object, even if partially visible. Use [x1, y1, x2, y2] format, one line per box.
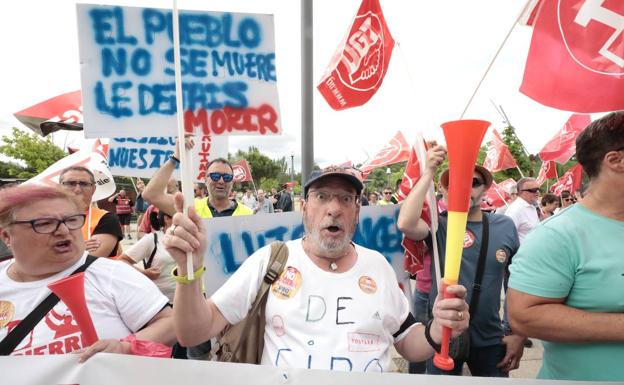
[383, 191, 393, 195]
[60, 181, 94, 189]
[208, 172, 234, 182]
[472, 178, 485, 188]
[521, 188, 540, 193]
[307, 191, 359, 206]
[563, 198, 573, 202]
[10, 214, 86, 234]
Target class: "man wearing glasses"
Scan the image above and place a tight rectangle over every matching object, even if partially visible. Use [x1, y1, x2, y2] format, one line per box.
[164, 165, 469, 371]
[58, 166, 123, 258]
[143, 141, 253, 219]
[508, 111, 624, 381]
[378, 187, 395, 205]
[504, 178, 540, 243]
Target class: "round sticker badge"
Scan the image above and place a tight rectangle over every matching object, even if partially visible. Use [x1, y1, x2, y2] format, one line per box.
[358, 276, 377, 294]
[495, 249, 508, 264]
[463, 230, 475, 248]
[272, 266, 302, 300]
[0, 300, 15, 329]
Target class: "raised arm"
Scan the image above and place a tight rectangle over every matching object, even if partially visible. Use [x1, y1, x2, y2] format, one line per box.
[397, 143, 446, 241]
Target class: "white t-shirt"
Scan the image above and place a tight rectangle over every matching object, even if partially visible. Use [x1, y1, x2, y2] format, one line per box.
[212, 239, 414, 372]
[124, 231, 176, 302]
[505, 197, 540, 243]
[0, 253, 168, 356]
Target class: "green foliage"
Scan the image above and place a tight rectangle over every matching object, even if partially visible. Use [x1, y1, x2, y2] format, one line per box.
[0, 128, 66, 178]
[230, 146, 284, 187]
[497, 125, 538, 181]
[364, 162, 405, 193]
[0, 160, 27, 179]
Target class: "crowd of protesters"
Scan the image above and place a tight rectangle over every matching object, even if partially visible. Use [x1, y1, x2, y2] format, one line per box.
[0, 112, 622, 382]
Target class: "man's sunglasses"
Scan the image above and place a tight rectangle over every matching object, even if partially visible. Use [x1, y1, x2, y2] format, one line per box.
[472, 178, 485, 188]
[208, 172, 234, 182]
[522, 188, 540, 193]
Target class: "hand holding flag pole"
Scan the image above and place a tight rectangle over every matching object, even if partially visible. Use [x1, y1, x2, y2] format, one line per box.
[172, 0, 196, 281]
[433, 120, 490, 370]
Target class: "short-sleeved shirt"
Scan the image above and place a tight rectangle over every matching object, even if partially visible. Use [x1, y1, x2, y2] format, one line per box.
[93, 212, 124, 257]
[504, 197, 539, 243]
[509, 204, 624, 381]
[429, 212, 519, 347]
[212, 239, 415, 372]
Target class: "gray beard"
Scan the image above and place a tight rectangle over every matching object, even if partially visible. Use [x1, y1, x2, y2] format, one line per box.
[304, 221, 354, 258]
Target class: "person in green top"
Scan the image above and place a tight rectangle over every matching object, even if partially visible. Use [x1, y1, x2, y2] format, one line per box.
[508, 110, 624, 381]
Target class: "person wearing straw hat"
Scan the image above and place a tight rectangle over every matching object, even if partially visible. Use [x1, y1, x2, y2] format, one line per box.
[58, 166, 122, 258]
[397, 143, 525, 377]
[164, 165, 469, 371]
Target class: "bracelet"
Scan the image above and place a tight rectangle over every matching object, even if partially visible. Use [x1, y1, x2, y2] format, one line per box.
[169, 155, 180, 165]
[424, 319, 441, 353]
[171, 265, 205, 284]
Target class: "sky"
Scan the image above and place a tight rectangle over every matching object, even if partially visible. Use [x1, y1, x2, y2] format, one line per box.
[0, 0, 583, 172]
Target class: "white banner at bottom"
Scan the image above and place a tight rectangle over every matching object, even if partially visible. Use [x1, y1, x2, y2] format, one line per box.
[0, 353, 609, 385]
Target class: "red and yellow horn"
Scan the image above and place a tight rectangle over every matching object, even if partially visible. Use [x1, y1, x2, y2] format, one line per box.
[433, 119, 490, 371]
[48, 272, 99, 347]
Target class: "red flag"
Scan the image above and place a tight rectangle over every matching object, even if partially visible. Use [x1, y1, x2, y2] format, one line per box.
[519, 0, 543, 26]
[550, 164, 583, 195]
[361, 131, 409, 178]
[539, 114, 591, 164]
[317, 0, 394, 110]
[232, 160, 253, 183]
[482, 130, 518, 172]
[536, 160, 558, 186]
[483, 181, 511, 209]
[337, 160, 354, 168]
[520, 1, 624, 113]
[14, 90, 83, 136]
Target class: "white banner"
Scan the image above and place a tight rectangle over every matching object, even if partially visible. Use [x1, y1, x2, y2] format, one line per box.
[0, 353, 600, 385]
[109, 135, 228, 181]
[202, 204, 407, 297]
[77, 4, 282, 139]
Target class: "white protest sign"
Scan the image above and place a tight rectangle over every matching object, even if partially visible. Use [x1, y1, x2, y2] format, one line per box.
[201, 204, 408, 297]
[109, 134, 228, 181]
[77, 4, 281, 138]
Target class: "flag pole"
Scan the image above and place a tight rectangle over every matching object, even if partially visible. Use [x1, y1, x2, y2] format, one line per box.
[172, 0, 196, 280]
[493, 186, 510, 207]
[516, 166, 525, 178]
[459, 0, 533, 118]
[129, 177, 138, 194]
[87, 205, 93, 239]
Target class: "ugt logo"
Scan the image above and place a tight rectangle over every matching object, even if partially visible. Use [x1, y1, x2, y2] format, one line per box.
[337, 11, 387, 91]
[560, 0, 624, 75]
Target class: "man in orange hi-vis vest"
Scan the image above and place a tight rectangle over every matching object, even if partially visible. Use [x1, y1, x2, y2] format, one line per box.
[58, 166, 123, 258]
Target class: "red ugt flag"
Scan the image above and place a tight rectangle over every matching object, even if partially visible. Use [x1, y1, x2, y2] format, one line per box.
[14, 90, 83, 136]
[539, 114, 591, 164]
[232, 160, 253, 183]
[482, 130, 518, 172]
[550, 164, 583, 195]
[361, 131, 410, 178]
[520, 1, 624, 113]
[536, 160, 558, 186]
[317, 0, 395, 110]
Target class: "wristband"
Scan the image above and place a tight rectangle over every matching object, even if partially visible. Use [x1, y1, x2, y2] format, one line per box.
[171, 265, 205, 284]
[424, 318, 441, 353]
[169, 155, 180, 165]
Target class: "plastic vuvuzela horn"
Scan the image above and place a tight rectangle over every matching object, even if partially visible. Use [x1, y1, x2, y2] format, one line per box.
[433, 119, 490, 371]
[48, 272, 99, 347]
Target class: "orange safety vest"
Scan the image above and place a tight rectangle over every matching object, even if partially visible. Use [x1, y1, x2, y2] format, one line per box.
[81, 206, 121, 258]
[115, 197, 132, 215]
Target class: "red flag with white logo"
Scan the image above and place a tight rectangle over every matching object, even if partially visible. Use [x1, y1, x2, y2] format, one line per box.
[550, 164, 583, 195]
[520, 1, 624, 113]
[232, 160, 253, 183]
[317, 0, 395, 110]
[482, 130, 518, 172]
[14, 90, 83, 137]
[539, 114, 591, 164]
[483, 181, 511, 209]
[361, 131, 409, 178]
[536, 160, 558, 186]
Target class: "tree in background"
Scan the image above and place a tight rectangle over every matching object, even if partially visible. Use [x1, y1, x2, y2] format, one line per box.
[498, 125, 537, 181]
[0, 128, 66, 179]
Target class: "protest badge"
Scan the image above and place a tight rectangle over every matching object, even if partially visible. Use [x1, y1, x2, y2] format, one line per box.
[108, 134, 228, 181]
[201, 204, 406, 297]
[77, 4, 281, 139]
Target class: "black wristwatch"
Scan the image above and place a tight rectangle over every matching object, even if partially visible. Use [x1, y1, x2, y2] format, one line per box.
[425, 319, 441, 353]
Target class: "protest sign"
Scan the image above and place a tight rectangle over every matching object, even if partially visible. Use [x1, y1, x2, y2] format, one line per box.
[77, 4, 281, 138]
[109, 134, 228, 181]
[201, 204, 407, 297]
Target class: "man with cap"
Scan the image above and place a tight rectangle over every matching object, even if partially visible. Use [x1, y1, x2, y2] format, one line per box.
[164, 165, 470, 372]
[397, 144, 525, 377]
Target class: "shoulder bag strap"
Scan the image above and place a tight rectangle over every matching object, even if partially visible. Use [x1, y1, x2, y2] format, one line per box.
[143, 233, 158, 270]
[468, 214, 489, 322]
[0, 255, 98, 355]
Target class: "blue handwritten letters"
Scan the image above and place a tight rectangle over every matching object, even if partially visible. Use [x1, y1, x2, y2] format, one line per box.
[77, 5, 281, 139]
[201, 205, 407, 297]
